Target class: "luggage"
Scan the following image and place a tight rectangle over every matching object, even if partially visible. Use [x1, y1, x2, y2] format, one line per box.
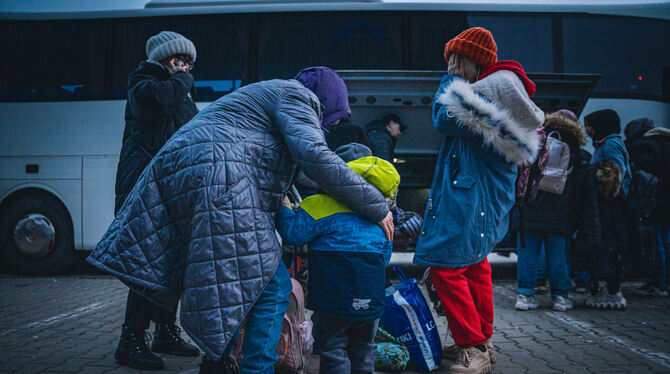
[381, 266, 442, 372]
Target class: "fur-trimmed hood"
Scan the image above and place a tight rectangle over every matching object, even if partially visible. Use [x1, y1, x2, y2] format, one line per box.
[596, 160, 622, 200]
[436, 71, 544, 164]
[544, 112, 587, 146]
[645, 127, 670, 139]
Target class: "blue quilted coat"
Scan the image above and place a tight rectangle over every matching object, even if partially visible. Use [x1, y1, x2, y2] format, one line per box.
[87, 79, 389, 360]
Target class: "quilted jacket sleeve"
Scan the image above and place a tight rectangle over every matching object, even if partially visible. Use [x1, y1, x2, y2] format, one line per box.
[131, 71, 194, 115]
[275, 206, 321, 246]
[274, 88, 389, 223]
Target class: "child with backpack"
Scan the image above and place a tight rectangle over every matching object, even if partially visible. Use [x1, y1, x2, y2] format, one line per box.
[515, 110, 593, 312]
[275, 153, 399, 374]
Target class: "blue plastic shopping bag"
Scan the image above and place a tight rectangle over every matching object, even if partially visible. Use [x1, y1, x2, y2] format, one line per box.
[381, 266, 442, 372]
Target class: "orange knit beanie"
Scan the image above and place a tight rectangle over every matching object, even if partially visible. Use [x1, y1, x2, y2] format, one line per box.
[444, 27, 497, 67]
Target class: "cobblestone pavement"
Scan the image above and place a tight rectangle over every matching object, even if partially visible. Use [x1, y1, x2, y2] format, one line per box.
[1, 271, 670, 373]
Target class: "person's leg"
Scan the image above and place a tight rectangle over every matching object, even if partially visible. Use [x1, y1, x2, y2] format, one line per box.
[466, 258, 493, 340]
[516, 232, 541, 297]
[537, 241, 547, 288]
[124, 289, 153, 331]
[663, 223, 670, 288]
[546, 234, 572, 298]
[430, 266, 486, 347]
[240, 261, 293, 374]
[116, 289, 164, 370]
[346, 319, 379, 374]
[312, 313, 351, 374]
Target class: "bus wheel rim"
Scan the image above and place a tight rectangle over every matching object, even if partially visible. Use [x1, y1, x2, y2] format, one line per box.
[13, 213, 56, 259]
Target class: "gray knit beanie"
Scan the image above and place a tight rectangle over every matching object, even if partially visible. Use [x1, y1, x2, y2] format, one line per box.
[146, 31, 196, 63]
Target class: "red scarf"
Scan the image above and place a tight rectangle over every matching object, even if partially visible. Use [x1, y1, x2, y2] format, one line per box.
[477, 60, 536, 98]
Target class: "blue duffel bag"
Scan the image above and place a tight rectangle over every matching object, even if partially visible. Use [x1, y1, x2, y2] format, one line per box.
[381, 266, 442, 372]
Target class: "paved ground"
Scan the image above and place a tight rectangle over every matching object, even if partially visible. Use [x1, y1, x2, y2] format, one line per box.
[1, 259, 670, 374]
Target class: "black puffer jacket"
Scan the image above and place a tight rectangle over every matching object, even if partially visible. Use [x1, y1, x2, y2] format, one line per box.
[365, 120, 396, 162]
[325, 119, 367, 150]
[625, 119, 670, 222]
[521, 113, 592, 235]
[115, 61, 198, 213]
[88, 79, 389, 361]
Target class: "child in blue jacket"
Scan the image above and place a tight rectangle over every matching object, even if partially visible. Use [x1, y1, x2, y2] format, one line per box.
[276, 151, 399, 374]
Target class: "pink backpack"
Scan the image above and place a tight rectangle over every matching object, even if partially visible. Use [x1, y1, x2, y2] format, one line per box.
[275, 278, 313, 374]
[234, 278, 313, 373]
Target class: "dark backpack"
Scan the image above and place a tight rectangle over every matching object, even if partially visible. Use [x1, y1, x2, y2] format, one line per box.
[628, 167, 659, 221]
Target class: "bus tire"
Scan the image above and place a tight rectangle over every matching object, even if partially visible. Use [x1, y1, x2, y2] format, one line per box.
[0, 194, 79, 275]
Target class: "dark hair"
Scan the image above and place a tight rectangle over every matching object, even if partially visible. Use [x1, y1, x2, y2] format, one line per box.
[383, 114, 401, 126]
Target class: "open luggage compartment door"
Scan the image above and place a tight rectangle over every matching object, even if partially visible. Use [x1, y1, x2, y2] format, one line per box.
[338, 70, 599, 188]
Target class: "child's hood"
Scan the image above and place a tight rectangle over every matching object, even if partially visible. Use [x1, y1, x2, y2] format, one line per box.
[347, 156, 400, 198]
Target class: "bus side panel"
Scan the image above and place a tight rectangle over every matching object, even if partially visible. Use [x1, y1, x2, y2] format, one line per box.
[582, 98, 670, 132]
[82, 156, 117, 249]
[0, 179, 83, 250]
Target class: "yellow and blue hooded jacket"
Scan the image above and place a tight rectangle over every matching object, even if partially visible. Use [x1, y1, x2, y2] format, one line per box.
[276, 156, 400, 320]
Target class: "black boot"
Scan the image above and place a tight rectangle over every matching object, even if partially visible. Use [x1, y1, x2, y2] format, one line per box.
[114, 324, 164, 370]
[151, 323, 200, 357]
[199, 356, 240, 374]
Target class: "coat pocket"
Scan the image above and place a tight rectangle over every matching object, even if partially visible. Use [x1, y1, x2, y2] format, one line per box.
[451, 174, 476, 190]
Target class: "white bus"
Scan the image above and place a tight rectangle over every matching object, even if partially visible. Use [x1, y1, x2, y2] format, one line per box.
[1, 0, 669, 274]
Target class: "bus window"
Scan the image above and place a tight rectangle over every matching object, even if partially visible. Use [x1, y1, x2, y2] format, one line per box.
[409, 12, 468, 70]
[110, 14, 250, 100]
[562, 16, 670, 100]
[0, 20, 107, 102]
[257, 12, 403, 80]
[467, 13, 554, 73]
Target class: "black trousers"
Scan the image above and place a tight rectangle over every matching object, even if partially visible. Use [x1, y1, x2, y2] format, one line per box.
[124, 289, 176, 331]
[588, 251, 624, 294]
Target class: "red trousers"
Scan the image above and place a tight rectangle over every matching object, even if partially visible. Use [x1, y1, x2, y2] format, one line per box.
[430, 258, 493, 347]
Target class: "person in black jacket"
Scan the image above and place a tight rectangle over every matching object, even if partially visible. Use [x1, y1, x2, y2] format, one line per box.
[365, 114, 406, 162]
[625, 119, 670, 297]
[515, 111, 592, 312]
[583, 160, 631, 310]
[325, 118, 368, 150]
[113, 31, 200, 370]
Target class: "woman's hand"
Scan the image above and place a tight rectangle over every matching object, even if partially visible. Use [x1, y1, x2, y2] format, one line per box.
[378, 211, 395, 242]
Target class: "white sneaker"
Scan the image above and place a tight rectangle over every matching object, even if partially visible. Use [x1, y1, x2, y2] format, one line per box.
[552, 295, 573, 311]
[515, 294, 538, 311]
[448, 346, 491, 374]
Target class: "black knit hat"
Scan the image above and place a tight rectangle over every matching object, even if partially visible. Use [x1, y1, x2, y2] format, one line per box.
[584, 109, 621, 141]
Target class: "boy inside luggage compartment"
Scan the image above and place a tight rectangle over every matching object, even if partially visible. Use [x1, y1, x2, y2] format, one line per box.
[276, 143, 398, 374]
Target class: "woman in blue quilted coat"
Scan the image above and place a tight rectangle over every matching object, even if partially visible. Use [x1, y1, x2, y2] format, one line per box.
[88, 67, 393, 374]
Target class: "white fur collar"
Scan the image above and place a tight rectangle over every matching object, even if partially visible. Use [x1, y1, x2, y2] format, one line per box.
[437, 78, 541, 164]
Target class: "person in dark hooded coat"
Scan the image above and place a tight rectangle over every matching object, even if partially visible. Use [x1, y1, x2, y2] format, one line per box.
[88, 66, 393, 374]
[625, 118, 670, 296]
[365, 114, 406, 162]
[584, 109, 632, 196]
[112, 31, 200, 371]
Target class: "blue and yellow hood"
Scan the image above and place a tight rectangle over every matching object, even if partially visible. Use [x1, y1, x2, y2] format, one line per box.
[300, 156, 400, 220]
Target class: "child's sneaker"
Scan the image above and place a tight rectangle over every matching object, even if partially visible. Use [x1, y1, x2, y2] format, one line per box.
[515, 294, 538, 311]
[586, 290, 627, 310]
[632, 283, 669, 297]
[448, 346, 491, 374]
[552, 295, 573, 312]
[485, 338, 496, 364]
